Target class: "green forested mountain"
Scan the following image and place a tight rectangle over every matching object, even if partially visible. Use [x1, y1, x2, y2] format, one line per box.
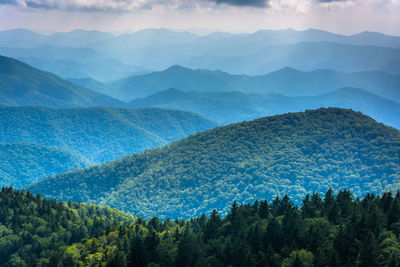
[28, 108, 400, 219]
[86, 65, 400, 102]
[0, 55, 125, 107]
[0, 106, 216, 163]
[2, 188, 400, 267]
[0, 187, 133, 266]
[0, 143, 91, 188]
[130, 87, 400, 128]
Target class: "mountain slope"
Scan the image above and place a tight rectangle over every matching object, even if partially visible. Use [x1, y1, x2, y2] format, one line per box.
[0, 143, 91, 188]
[28, 108, 400, 218]
[0, 55, 125, 107]
[129, 87, 400, 129]
[0, 106, 217, 163]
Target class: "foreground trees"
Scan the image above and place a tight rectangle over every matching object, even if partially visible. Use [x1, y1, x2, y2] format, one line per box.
[1, 187, 400, 266]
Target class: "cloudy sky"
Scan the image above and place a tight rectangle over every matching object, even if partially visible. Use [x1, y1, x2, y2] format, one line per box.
[0, 0, 399, 35]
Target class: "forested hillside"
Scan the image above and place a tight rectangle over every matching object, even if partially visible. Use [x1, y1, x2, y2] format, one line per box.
[0, 187, 133, 266]
[0, 143, 91, 188]
[2, 188, 400, 266]
[28, 108, 400, 218]
[0, 106, 216, 163]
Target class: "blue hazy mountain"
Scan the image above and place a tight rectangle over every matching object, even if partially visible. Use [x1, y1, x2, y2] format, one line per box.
[2, 28, 400, 50]
[0, 106, 217, 163]
[0, 143, 91, 189]
[0, 29, 47, 48]
[44, 29, 114, 47]
[0, 55, 125, 107]
[94, 65, 400, 102]
[2, 28, 400, 77]
[95, 28, 200, 50]
[0, 29, 114, 48]
[0, 45, 104, 63]
[105, 65, 239, 100]
[67, 77, 111, 94]
[129, 87, 400, 129]
[20, 57, 147, 82]
[200, 42, 400, 75]
[196, 28, 400, 49]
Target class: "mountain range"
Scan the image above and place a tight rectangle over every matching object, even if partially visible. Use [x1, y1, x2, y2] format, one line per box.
[85, 65, 400, 102]
[2, 28, 400, 49]
[129, 87, 400, 128]
[1, 28, 400, 78]
[27, 108, 400, 219]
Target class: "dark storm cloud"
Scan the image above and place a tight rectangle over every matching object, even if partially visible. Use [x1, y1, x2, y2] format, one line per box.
[317, 0, 347, 2]
[0, 0, 271, 10]
[213, 0, 269, 7]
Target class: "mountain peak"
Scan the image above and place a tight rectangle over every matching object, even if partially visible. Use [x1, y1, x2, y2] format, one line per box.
[164, 65, 192, 73]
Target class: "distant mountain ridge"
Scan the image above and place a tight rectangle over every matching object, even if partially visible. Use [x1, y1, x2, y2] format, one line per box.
[1, 28, 400, 78]
[79, 65, 400, 102]
[20, 57, 147, 82]
[28, 108, 400, 219]
[2, 28, 400, 49]
[129, 87, 400, 129]
[0, 55, 125, 107]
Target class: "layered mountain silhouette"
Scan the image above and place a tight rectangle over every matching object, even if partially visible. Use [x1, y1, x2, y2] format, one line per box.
[79, 65, 400, 102]
[1, 28, 400, 78]
[129, 87, 400, 128]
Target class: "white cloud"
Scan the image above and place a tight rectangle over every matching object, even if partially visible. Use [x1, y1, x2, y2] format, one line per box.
[0, 0, 399, 35]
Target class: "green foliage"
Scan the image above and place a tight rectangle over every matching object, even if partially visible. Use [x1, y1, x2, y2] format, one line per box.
[28, 108, 400, 219]
[0, 143, 91, 188]
[0, 187, 133, 267]
[6, 189, 399, 267]
[0, 106, 216, 163]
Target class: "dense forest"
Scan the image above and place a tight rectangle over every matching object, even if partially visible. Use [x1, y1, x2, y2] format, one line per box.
[1, 187, 400, 266]
[28, 108, 400, 219]
[0, 187, 133, 266]
[0, 106, 216, 163]
[0, 143, 91, 188]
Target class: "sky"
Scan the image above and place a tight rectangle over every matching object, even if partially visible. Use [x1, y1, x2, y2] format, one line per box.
[0, 0, 399, 35]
